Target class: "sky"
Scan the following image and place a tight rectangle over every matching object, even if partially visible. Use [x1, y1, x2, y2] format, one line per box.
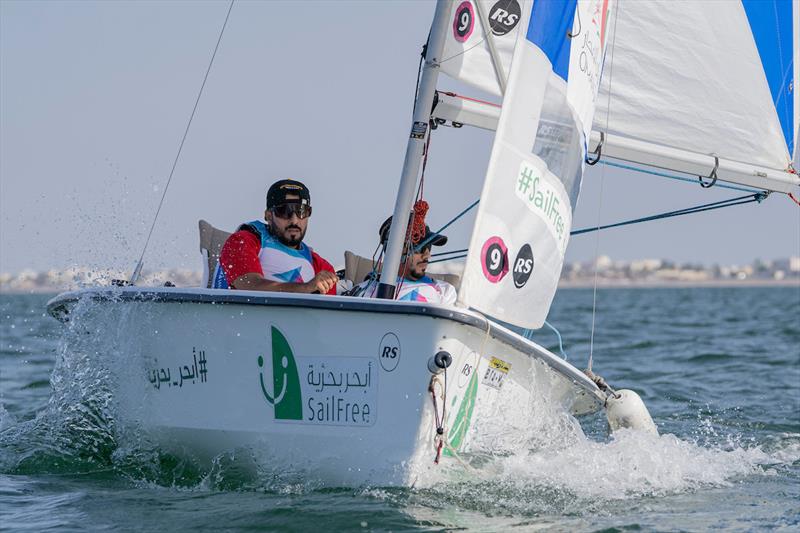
[1, 0, 798, 275]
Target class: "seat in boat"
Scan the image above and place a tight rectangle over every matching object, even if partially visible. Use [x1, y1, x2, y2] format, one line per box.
[198, 220, 461, 290]
[199, 219, 231, 288]
[344, 250, 377, 285]
[343, 251, 461, 290]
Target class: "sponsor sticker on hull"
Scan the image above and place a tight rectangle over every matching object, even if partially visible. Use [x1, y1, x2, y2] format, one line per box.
[482, 356, 511, 389]
[148, 347, 209, 390]
[258, 326, 377, 426]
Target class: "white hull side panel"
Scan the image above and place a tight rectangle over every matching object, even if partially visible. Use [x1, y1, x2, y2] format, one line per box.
[50, 289, 602, 487]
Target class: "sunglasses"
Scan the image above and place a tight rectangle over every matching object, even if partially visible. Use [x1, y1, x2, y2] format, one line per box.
[272, 203, 312, 220]
[403, 243, 431, 256]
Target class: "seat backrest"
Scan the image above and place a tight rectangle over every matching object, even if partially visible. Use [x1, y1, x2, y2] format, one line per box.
[344, 250, 377, 285]
[430, 272, 461, 290]
[199, 220, 232, 288]
[343, 250, 462, 290]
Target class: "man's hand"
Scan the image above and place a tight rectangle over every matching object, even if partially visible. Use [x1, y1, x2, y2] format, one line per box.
[305, 270, 338, 294]
[232, 271, 335, 294]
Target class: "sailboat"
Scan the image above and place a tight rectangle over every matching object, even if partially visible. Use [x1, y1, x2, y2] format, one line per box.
[46, 0, 798, 487]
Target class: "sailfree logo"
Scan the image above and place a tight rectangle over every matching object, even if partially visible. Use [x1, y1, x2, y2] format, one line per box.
[257, 325, 377, 426]
[514, 159, 571, 254]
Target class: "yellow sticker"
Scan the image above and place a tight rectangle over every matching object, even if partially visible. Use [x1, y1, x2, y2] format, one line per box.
[488, 357, 510, 374]
[483, 357, 511, 390]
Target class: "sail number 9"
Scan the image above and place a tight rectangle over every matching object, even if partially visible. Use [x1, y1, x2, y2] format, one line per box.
[453, 2, 475, 42]
[489, 248, 503, 271]
[480, 236, 508, 283]
[459, 12, 471, 32]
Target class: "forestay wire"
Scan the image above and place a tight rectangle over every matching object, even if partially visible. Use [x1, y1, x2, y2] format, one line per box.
[130, 0, 235, 284]
[585, 4, 623, 374]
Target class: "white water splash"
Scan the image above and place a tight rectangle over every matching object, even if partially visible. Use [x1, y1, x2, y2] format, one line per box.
[484, 428, 771, 500]
[414, 357, 794, 508]
[0, 403, 16, 432]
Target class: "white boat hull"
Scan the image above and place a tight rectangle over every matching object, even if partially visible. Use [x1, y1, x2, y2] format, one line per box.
[47, 287, 604, 487]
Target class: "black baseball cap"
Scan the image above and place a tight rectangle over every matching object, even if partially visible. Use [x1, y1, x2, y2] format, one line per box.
[379, 216, 447, 248]
[266, 179, 311, 209]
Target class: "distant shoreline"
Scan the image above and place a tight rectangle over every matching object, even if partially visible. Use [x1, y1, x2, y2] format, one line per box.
[558, 279, 800, 289]
[2, 278, 798, 295]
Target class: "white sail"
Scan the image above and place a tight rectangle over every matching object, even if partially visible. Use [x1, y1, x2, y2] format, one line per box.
[440, 0, 800, 193]
[458, 0, 613, 329]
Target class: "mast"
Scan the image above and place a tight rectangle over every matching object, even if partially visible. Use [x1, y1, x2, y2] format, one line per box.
[376, 0, 452, 299]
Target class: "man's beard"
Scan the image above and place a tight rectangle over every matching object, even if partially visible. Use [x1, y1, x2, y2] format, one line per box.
[404, 259, 426, 281]
[270, 224, 305, 247]
[406, 269, 424, 281]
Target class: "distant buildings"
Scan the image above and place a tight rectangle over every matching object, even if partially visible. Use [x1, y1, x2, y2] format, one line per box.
[0, 257, 798, 293]
[0, 267, 202, 293]
[559, 255, 800, 286]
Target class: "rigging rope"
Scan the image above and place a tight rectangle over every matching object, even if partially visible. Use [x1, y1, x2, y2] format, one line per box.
[414, 199, 480, 252]
[426, 192, 768, 265]
[599, 160, 763, 194]
[588, 1, 622, 374]
[130, 0, 235, 283]
[429, 254, 467, 264]
[429, 371, 447, 464]
[416, 156, 779, 262]
[432, 248, 469, 258]
[542, 320, 568, 361]
[521, 319, 569, 360]
[571, 192, 768, 236]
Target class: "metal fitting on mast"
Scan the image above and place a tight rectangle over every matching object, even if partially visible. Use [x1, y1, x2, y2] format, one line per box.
[377, 0, 452, 300]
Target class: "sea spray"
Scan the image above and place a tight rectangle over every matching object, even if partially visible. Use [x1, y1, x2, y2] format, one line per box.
[395, 358, 781, 521]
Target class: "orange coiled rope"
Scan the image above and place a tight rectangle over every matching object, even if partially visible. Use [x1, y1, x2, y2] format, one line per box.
[411, 199, 429, 244]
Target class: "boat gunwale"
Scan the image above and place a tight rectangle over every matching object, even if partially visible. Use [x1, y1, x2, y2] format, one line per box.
[46, 287, 604, 405]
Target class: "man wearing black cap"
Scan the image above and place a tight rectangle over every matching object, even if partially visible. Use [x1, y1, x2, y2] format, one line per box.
[212, 179, 338, 294]
[348, 215, 456, 304]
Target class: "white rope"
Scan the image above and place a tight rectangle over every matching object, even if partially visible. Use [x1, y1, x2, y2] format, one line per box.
[429, 374, 478, 473]
[130, 0, 235, 283]
[588, 2, 621, 372]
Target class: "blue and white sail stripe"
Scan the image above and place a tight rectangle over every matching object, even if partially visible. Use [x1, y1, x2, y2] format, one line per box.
[742, 0, 795, 161]
[441, 0, 800, 188]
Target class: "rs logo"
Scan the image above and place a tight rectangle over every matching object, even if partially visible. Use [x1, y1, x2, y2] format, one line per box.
[378, 332, 401, 372]
[512, 244, 534, 288]
[515, 258, 532, 274]
[382, 346, 398, 359]
[488, 0, 521, 36]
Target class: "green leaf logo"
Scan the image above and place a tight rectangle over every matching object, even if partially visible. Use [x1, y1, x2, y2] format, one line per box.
[258, 326, 303, 420]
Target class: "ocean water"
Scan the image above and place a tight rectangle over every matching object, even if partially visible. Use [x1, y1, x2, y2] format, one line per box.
[1, 287, 798, 532]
